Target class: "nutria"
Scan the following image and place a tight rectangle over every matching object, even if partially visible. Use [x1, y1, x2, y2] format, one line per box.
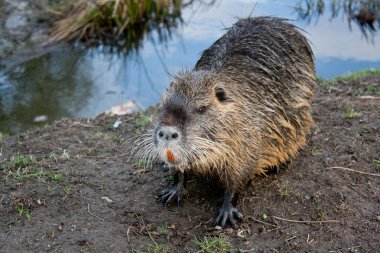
[135, 16, 316, 227]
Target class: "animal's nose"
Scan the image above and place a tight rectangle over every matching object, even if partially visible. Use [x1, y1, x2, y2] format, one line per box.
[157, 126, 180, 141]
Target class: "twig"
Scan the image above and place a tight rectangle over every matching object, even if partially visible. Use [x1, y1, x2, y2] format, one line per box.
[4, 230, 11, 239]
[272, 216, 339, 224]
[358, 95, 380, 99]
[285, 236, 297, 241]
[239, 248, 255, 253]
[72, 122, 99, 128]
[127, 226, 133, 243]
[87, 203, 104, 221]
[327, 166, 380, 177]
[264, 225, 289, 233]
[192, 218, 213, 230]
[246, 216, 278, 227]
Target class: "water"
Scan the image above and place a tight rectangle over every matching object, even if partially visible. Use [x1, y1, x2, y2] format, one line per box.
[1, 0, 380, 134]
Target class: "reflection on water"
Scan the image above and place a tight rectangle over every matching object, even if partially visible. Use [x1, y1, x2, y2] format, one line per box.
[0, 49, 92, 133]
[51, 0, 216, 57]
[295, 0, 379, 41]
[0, 0, 379, 134]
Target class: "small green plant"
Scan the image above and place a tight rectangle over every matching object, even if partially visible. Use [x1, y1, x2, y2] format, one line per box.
[17, 204, 32, 220]
[48, 172, 63, 181]
[136, 113, 152, 128]
[91, 131, 103, 139]
[63, 186, 71, 194]
[339, 68, 380, 81]
[194, 236, 232, 253]
[107, 132, 119, 143]
[278, 187, 294, 198]
[135, 113, 152, 135]
[157, 223, 168, 235]
[319, 69, 380, 89]
[373, 160, 380, 169]
[49, 152, 58, 160]
[7, 166, 63, 182]
[309, 147, 318, 156]
[261, 213, 268, 220]
[9, 154, 36, 168]
[344, 107, 361, 118]
[146, 233, 172, 253]
[356, 86, 380, 96]
[319, 79, 336, 88]
[9, 167, 36, 181]
[316, 209, 326, 220]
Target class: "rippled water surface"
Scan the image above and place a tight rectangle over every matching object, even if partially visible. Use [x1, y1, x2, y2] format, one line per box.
[1, 0, 379, 133]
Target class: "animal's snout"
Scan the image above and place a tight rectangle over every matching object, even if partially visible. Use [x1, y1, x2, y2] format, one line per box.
[157, 126, 181, 142]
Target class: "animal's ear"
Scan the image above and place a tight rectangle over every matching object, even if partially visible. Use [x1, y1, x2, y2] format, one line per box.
[214, 87, 228, 102]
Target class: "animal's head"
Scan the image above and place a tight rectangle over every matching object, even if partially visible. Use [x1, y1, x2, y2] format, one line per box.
[136, 70, 237, 172]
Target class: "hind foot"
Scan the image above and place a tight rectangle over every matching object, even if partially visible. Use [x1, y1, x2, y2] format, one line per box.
[214, 190, 243, 228]
[157, 171, 185, 207]
[215, 205, 243, 228]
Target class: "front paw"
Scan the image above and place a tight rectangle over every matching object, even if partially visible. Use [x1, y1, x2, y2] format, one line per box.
[215, 206, 243, 228]
[157, 185, 184, 207]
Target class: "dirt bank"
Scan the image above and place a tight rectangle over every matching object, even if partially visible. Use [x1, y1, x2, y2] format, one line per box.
[0, 72, 379, 252]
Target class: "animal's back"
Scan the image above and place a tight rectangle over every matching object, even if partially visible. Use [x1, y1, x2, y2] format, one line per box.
[196, 16, 316, 170]
[196, 17, 314, 80]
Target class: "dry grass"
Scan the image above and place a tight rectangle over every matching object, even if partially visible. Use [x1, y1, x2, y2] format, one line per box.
[49, 0, 185, 50]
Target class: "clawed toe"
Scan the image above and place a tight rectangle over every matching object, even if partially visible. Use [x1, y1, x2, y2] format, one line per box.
[215, 206, 243, 228]
[157, 186, 183, 207]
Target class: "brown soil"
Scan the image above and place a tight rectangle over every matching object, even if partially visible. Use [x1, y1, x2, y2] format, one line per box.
[1, 75, 379, 252]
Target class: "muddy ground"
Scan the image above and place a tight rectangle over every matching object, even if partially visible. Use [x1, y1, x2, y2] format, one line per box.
[0, 74, 379, 252]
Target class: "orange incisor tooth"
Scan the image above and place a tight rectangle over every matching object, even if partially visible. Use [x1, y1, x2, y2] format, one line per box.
[166, 149, 176, 162]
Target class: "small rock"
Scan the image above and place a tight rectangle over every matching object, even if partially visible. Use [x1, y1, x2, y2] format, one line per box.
[110, 100, 142, 115]
[237, 229, 245, 238]
[5, 13, 27, 30]
[113, 118, 122, 129]
[33, 115, 48, 123]
[101, 196, 113, 203]
[224, 228, 233, 234]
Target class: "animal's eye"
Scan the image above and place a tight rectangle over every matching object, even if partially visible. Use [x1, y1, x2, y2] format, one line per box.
[215, 87, 228, 102]
[197, 106, 207, 114]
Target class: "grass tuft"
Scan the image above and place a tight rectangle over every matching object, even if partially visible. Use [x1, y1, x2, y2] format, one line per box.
[338, 68, 380, 80]
[344, 107, 362, 118]
[17, 204, 32, 220]
[134, 112, 152, 135]
[193, 235, 232, 253]
[2, 154, 63, 182]
[373, 160, 380, 170]
[319, 68, 380, 88]
[144, 233, 172, 253]
[8, 154, 36, 168]
[278, 186, 294, 198]
[50, 0, 186, 54]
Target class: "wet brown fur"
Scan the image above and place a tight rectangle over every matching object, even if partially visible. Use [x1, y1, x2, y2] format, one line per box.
[136, 17, 316, 192]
